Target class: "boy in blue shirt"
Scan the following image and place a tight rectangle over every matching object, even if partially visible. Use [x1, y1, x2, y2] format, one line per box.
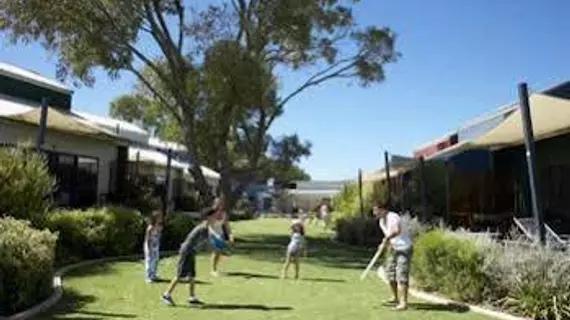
[161, 207, 220, 306]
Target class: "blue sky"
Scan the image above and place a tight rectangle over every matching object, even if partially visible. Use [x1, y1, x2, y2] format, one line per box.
[1, 0, 570, 181]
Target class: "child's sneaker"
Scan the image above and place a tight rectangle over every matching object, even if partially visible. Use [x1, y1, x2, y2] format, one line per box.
[161, 294, 175, 306]
[188, 297, 204, 305]
[210, 271, 219, 277]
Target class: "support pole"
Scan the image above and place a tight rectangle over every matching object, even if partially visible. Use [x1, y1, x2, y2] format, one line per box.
[445, 161, 451, 223]
[358, 168, 364, 217]
[163, 149, 173, 216]
[518, 83, 545, 245]
[36, 97, 49, 151]
[419, 156, 428, 222]
[384, 151, 392, 206]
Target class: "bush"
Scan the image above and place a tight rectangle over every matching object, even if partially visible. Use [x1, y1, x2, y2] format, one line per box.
[0, 217, 57, 316]
[334, 214, 426, 248]
[45, 206, 145, 264]
[412, 229, 487, 302]
[161, 212, 197, 251]
[461, 231, 570, 320]
[413, 229, 570, 320]
[334, 217, 382, 247]
[0, 145, 55, 224]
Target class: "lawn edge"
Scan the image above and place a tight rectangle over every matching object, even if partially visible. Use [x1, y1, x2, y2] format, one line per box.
[375, 266, 530, 320]
[3, 251, 178, 320]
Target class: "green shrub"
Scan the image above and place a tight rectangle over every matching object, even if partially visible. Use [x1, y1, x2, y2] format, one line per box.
[334, 217, 382, 247]
[0, 145, 56, 224]
[161, 212, 197, 251]
[45, 206, 144, 263]
[0, 217, 57, 316]
[412, 229, 486, 302]
[463, 231, 570, 320]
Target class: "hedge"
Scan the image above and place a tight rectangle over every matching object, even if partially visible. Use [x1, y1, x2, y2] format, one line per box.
[45, 206, 145, 264]
[161, 212, 198, 251]
[0, 145, 56, 224]
[412, 229, 570, 320]
[0, 217, 57, 316]
[412, 229, 487, 302]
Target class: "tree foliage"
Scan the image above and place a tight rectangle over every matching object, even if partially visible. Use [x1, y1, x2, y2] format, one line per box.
[0, 0, 399, 206]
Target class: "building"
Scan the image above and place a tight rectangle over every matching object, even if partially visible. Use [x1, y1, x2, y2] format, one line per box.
[414, 81, 570, 237]
[281, 180, 346, 212]
[0, 62, 220, 210]
[0, 62, 129, 207]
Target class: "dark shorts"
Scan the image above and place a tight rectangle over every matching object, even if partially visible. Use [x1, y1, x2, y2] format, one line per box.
[385, 248, 413, 284]
[177, 253, 196, 278]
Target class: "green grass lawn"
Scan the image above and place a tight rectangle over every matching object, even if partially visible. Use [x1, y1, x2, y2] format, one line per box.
[39, 218, 493, 320]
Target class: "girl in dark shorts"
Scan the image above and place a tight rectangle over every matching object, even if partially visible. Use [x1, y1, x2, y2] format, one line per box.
[161, 208, 220, 306]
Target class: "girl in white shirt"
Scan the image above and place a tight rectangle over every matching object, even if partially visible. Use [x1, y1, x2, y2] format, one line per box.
[281, 220, 307, 279]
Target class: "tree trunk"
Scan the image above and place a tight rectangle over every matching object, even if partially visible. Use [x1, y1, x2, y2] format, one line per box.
[182, 128, 214, 207]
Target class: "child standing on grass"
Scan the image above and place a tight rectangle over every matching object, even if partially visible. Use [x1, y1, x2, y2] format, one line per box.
[281, 220, 307, 279]
[144, 210, 163, 283]
[161, 207, 220, 307]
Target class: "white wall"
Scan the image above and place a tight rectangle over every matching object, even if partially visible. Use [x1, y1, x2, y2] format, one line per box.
[0, 121, 119, 197]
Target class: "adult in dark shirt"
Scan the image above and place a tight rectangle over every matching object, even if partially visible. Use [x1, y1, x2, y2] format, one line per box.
[161, 207, 220, 306]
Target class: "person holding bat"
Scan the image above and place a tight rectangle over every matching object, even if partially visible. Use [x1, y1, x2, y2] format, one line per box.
[373, 202, 413, 311]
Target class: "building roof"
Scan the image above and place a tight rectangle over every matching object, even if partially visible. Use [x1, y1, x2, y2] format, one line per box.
[472, 93, 570, 149]
[0, 62, 72, 95]
[1, 106, 126, 144]
[128, 147, 220, 180]
[0, 93, 34, 116]
[74, 111, 150, 144]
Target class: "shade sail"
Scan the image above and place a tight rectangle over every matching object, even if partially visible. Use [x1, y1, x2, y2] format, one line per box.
[473, 94, 570, 149]
[3, 106, 124, 143]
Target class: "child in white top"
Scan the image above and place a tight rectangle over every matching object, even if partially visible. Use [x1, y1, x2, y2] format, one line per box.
[281, 220, 307, 279]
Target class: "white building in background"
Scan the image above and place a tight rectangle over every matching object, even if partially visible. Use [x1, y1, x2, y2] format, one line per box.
[281, 180, 346, 212]
[0, 61, 220, 208]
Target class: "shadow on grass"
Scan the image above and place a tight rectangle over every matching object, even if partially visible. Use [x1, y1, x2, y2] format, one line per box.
[374, 302, 469, 313]
[226, 271, 346, 283]
[234, 234, 375, 271]
[199, 303, 293, 311]
[37, 288, 138, 319]
[36, 288, 95, 319]
[64, 263, 116, 278]
[151, 278, 212, 285]
[408, 302, 470, 313]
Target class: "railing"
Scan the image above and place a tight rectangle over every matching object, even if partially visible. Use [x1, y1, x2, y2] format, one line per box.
[513, 217, 569, 249]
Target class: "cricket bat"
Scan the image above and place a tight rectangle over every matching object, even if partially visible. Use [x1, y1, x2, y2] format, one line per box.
[360, 241, 386, 280]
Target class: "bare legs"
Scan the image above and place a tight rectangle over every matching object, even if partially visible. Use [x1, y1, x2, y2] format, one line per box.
[164, 276, 179, 297]
[281, 254, 300, 279]
[389, 280, 398, 303]
[188, 278, 196, 298]
[211, 251, 221, 276]
[397, 283, 409, 310]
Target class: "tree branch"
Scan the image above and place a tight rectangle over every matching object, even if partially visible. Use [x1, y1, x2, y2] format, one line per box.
[151, 0, 177, 53]
[126, 65, 182, 124]
[175, 0, 184, 51]
[277, 57, 357, 110]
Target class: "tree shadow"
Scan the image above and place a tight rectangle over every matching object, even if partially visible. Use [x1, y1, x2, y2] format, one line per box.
[35, 288, 97, 319]
[234, 234, 375, 271]
[408, 302, 470, 313]
[301, 277, 346, 283]
[151, 278, 211, 285]
[225, 271, 345, 283]
[199, 303, 293, 311]
[64, 263, 116, 278]
[225, 271, 280, 279]
[36, 288, 138, 319]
